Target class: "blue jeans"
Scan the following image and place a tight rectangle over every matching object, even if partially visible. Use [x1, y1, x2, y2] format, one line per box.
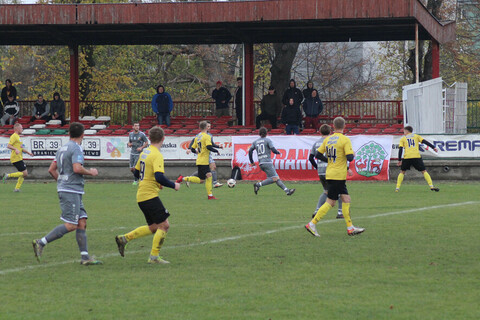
[285, 124, 299, 135]
[157, 113, 171, 126]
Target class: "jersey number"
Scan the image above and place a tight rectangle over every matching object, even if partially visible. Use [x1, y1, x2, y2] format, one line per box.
[139, 161, 146, 181]
[326, 146, 337, 163]
[256, 144, 265, 154]
[196, 141, 202, 154]
[407, 138, 416, 148]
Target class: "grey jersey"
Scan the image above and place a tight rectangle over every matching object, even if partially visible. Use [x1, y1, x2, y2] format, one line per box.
[310, 137, 327, 175]
[56, 140, 85, 194]
[129, 131, 148, 155]
[250, 137, 275, 164]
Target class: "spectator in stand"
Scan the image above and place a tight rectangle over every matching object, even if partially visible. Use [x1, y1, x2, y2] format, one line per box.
[234, 77, 243, 125]
[50, 92, 66, 125]
[302, 89, 323, 131]
[281, 98, 302, 135]
[152, 85, 173, 127]
[212, 80, 232, 117]
[1, 79, 17, 106]
[282, 79, 303, 108]
[31, 94, 50, 122]
[302, 81, 314, 102]
[256, 85, 283, 129]
[1, 94, 19, 126]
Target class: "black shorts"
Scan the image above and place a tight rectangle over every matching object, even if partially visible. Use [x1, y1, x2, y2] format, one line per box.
[138, 197, 170, 225]
[197, 164, 211, 180]
[401, 158, 426, 171]
[12, 160, 27, 172]
[326, 180, 348, 200]
[319, 175, 328, 191]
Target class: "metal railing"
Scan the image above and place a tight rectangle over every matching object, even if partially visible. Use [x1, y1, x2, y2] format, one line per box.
[17, 99, 405, 126]
[467, 100, 480, 133]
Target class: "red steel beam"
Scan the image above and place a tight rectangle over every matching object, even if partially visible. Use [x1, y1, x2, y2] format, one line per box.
[244, 43, 254, 126]
[432, 39, 440, 79]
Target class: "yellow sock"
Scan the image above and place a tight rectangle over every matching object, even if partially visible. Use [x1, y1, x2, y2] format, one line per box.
[312, 202, 332, 224]
[396, 172, 404, 189]
[9, 172, 23, 178]
[185, 176, 201, 184]
[342, 203, 353, 228]
[15, 176, 24, 190]
[125, 225, 152, 241]
[150, 229, 167, 257]
[423, 171, 433, 187]
[206, 176, 213, 196]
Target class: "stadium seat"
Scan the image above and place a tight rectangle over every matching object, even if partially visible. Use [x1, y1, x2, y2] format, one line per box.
[22, 129, 36, 135]
[97, 129, 113, 135]
[237, 128, 253, 134]
[169, 124, 184, 129]
[33, 119, 46, 124]
[163, 129, 174, 134]
[30, 124, 46, 129]
[346, 115, 361, 122]
[5, 129, 15, 135]
[301, 128, 317, 135]
[111, 129, 127, 135]
[173, 129, 190, 135]
[96, 116, 111, 123]
[83, 129, 97, 135]
[382, 128, 397, 134]
[46, 124, 61, 129]
[208, 129, 221, 134]
[46, 120, 62, 125]
[358, 123, 372, 129]
[80, 116, 96, 121]
[391, 124, 404, 129]
[374, 123, 389, 128]
[108, 125, 122, 130]
[394, 114, 404, 123]
[51, 129, 67, 135]
[220, 128, 237, 134]
[365, 128, 382, 134]
[269, 128, 284, 134]
[362, 114, 376, 121]
[204, 116, 216, 121]
[35, 129, 51, 135]
[349, 128, 365, 134]
[91, 124, 107, 130]
[318, 115, 330, 121]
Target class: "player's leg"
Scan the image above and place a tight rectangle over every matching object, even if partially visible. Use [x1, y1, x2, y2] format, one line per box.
[205, 171, 215, 199]
[416, 159, 439, 191]
[130, 154, 139, 185]
[314, 175, 328, 216]
[339, 192, 365, 236]
[33, 192, 78, 262]
[210, 161, 222, 188]
[180, 165, 204, 184]
[149, 221, 169, 264]
[396, 160, 409, 191]
[144, 198, 170, 264]
[306, 195, 335, 237]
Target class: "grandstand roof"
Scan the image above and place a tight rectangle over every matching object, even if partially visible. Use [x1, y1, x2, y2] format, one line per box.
[0, 0, 455, 46]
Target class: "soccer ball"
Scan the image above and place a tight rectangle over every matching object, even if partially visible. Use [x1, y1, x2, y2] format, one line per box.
[227, 179, 236, 188]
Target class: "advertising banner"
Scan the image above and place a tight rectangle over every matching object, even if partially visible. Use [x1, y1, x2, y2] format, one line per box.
[232, 135, 393, 181]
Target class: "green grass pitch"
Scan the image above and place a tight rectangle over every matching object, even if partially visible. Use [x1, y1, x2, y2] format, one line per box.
[0, 180, 479, 319]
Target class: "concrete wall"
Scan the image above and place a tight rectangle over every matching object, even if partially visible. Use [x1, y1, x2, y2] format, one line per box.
[1, 159, 479, 181]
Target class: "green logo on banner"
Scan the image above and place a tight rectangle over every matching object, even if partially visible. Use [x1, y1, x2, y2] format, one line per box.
[355, 141, 387, 177]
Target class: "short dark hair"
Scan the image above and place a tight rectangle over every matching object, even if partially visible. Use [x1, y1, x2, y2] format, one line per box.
[199, 121, 208, 130]
[333, 117, 345, 130]
[69, 122, 85, 138]
[237, 77, 242, 81]
[259, 127, 268, 137]
[404, 126, 413, 133]
[320, 124, 331, 136]
[149, 126, 165, 143]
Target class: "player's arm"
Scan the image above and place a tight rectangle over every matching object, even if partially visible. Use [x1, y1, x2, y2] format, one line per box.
[270, 147, 281, 155]
[73, 163, 98, 176]
[421, 138, 438, 152]
[309, 153, 318, 169]
[7, 142, 20, 154]
[206, 145, 219, 154]
[22, 148, 33, 156]
[48, 160, 58, 181]
[154, 172, 178, 190]
[248, 147, 255, 164]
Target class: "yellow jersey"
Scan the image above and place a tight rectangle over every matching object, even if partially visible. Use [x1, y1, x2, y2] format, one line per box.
[135, 145, 165, 202]
[318, 132, 353, 180]
[191, 132, 212, 165]
[399, 133, 423, 159]
[9, 132, 24, 163]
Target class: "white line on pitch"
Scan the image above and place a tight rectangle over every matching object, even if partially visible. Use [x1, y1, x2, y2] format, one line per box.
[0, 201, 477, 276]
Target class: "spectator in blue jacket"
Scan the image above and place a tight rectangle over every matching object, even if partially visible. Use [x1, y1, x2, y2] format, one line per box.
[151, 85, 173, 126]
[302, 89, 323, 131]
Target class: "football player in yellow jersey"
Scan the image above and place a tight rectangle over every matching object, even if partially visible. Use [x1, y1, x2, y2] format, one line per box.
[305, 117, 365, 237]
[176, 121, 220, 200]
[395, 126, 439, 192]
[2, 123, 33, 192]
[115, 127, 180, 264]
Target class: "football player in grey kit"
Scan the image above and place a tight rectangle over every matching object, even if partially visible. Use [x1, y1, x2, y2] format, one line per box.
[128, 123, 149, 185]
[32, 122, 102, 265]
[249, 127, 295, 195]
[309, 124, 343, 219]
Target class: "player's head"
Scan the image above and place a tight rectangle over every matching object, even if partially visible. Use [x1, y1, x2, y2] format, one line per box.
[199, 121, 208, 131]
[404, 126, 413, 134]
[5, 79, 12, 87]
[259, 127, 268, 138]
[156, 85, 164, 94]
[69, 122, 85, 139]
[333, 117, 345, 130]
[133, 123, 140, 132]
[149, 126, 165, 144]
[14, 122, 23, 134]
[206, 121, 212, 131]
[53, 92, 60, 100]
[320, 124, 331, 136]
[7, 94, 14, 101]
[237, 77, 242, 86]
[37, 94, 44, 102]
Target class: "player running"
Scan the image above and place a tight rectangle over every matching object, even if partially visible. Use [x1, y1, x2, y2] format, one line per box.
[115, 126, 180, 264]
[176, 121, 220, 200]
[127, 123, 149, 185]
[305, 117, 365, 237]
[395, 126, 439, 192]
[32, 122, 102, 265]
[308, 124, 343, 219]
[249, 127, 295, 196]
[2, 123, 33, 192]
